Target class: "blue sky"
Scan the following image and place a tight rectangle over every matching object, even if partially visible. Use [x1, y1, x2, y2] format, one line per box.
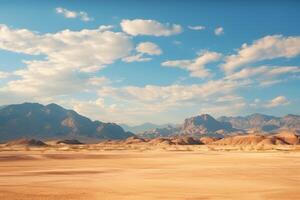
[0, 0, 299, 124]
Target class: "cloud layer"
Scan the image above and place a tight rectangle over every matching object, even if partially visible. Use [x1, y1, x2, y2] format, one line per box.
[0, 24, 132, 97]
[162, 51, 222, 78]
[223, 35, 300, 73]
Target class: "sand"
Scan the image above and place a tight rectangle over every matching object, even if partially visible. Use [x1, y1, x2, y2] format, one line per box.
[0, 149, 300, 200]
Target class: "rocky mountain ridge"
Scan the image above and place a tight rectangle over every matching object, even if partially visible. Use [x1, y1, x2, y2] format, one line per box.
[218, 113, 300, 131]
[0, 103, 133, 142]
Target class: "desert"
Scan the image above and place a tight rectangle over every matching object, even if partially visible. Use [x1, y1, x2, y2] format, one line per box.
[1, 139, 300, 200]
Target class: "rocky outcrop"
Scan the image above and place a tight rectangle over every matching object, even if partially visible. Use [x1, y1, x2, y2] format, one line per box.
[181, 114, 235, 135]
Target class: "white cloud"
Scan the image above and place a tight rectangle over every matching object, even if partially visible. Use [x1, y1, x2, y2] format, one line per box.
[188, 25, 206, 31]
[98, 79, 243, 108]
[122, 53, 151, 63]
[226, 65, 300, 80]
[98, 25, 114, 31]
[214, 27, 224, 36]
[0, 24, 133, 97]
[93, 78, 250, 123]
[225, 65, 300, 87]
[216, 95, 244, 103]
[223, 35, 300, 73]
[136, 42, 162, 55]
[122, 41, 162, 63]
[56, 7, 93, 22]
[161, 51, 222, 78]
[265, 96, 290, 108]
[0, 71, 9, 79]
[120, 19, 182, 36]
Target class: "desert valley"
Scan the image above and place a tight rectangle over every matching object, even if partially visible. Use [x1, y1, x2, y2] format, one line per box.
[0, 103, 300, 200]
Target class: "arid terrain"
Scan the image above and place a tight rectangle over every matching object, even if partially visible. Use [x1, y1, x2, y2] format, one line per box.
[1, 144, 300, 200]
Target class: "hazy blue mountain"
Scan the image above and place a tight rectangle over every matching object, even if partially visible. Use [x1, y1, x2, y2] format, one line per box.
[0, 102, 134, 142]
[218, 113, 300, 131]
[120, 122, 174, 133]
[138, 125, 180, 139]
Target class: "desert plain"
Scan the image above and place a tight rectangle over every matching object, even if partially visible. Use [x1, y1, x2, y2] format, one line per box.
[0, 144, 300, 200]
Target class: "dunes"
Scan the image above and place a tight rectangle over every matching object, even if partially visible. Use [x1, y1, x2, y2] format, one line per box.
[56, 139, 84, 145]
[0, 131, 300, 200]
[213, 131, 300, 146]
[1, 130, 299, 153]
[5, 139, 47, 147]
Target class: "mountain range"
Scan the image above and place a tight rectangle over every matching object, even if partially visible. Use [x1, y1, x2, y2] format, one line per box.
[0, 103, 133, 142]
[137, 113, 300, 138]
[218, 113, 300, 131]
[120, 123, 174, 134]
[0, 102, 300, 142]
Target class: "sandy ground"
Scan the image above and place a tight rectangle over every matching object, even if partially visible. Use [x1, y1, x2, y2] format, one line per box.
[0, 148, 300, 200]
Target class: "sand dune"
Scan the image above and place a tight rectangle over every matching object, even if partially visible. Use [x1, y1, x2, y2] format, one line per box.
[5, 139, 47, 147]
[213, 131, 300, 146]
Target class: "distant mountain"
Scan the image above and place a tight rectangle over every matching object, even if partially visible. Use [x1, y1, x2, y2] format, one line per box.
[120, 122, 174, 133]
[138, 114, 237, 138]
[0, 103, 134, 142]
[181, 114, 236, 136]
[218, 113, 300, 132]
[138, 125, 180, 139]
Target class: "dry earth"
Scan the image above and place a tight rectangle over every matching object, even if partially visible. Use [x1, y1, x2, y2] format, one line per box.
[0, 147, 300, 200]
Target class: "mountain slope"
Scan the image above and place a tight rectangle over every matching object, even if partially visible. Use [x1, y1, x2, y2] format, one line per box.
[0, 103, 133, 142]
[120, 123, 174, 133]
[181, 114, 236, 135]
[138, 114, 237, 138]
[218, 113, 300, 131]
[138, 125, 180, 138]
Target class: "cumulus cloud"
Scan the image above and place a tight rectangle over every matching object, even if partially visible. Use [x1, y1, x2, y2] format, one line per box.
[0, 24, 132, 97]
[91, 78, 252, 123]
[188, 25, 206, 31]
[225, 65, 300, 88]
[120, 19, 182, 36]
[122, 53, 152, 63]
[136, 42, 162, 55]
[55, 7, 93, 22]
[161, 51, 222, 78]
[223, 35, 300, 73]
[265, 96, 290, 108]
[122, 41, 162, 63]
[226, 65, 300, 80]
[98, 79, 243, 108]
[214, 27, 224, 36]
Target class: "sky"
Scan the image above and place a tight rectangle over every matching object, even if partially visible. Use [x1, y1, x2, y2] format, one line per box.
[0, 0, 299, 125]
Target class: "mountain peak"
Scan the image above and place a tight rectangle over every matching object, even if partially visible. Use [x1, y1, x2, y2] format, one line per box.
[46, 103, 64, 109]
[0, 102, 134, 142]
[182, 114, 233, 135]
